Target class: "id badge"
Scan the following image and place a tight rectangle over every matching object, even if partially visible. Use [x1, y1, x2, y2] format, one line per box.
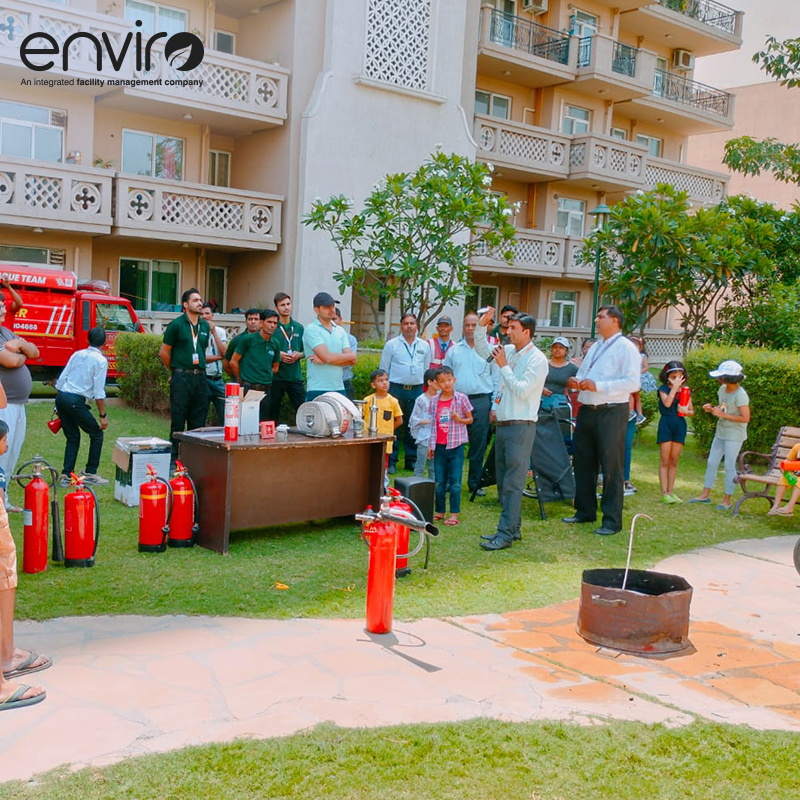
[192, 352, 200, 365]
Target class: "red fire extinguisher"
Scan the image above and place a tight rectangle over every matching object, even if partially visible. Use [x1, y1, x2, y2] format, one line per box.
[387, 487, 412, 579]
[165, 460, 199, 548]
[224, 382, 240, 441]
[13, 457, 62, 574]
[64, 473, 99, 568]
[138, 464, 172, 553]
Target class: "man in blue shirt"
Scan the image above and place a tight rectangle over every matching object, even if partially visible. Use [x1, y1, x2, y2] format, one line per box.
[379, 313, 432, 473]
[55, 327, 110, 486]
[302, 292, 356, 401]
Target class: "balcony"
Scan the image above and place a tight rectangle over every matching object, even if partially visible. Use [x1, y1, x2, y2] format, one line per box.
[472, 227, 569, 277]
[620, 0, 743, 57]
[96, 48, 289, 136]
[573, 36, 656, 102]
[0, 158, 112, 234]
[620, 70, 734, 134]
[568, 135, 648, 192]
[113, 176, 282, 250]
[474, 115, 570, 182]
[644, 156, 727, 205]
[0, 0, 134, 89]
[477, 5, 574, 88]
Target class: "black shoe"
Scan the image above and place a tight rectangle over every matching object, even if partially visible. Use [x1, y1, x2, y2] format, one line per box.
[562, 516, 594, 524]
[513, 531, 522, 541]
[481, 531, 521, 541]
[480, 536, 512, 551]
[594, 526, 620, 536]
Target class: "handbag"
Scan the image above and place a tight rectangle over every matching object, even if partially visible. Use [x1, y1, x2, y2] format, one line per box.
[47, 407, 62, 434]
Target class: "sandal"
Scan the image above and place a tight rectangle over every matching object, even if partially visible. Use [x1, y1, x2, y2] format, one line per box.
[443, 518, 460, 526]
[0, 685, 46, 712]
[3, 651, 52, 680]
[775, 508, 794, 516]
[434, 513, 445, 521]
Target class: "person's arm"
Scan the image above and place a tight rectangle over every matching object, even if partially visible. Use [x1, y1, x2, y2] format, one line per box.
[15, 338, 39, 359]
[660, 375, 683, 408]
[0, 342, 25, 368]
[2, 279, 23, 314]
[711, 402, 750, 423]
[588, 344, 641, 396]
[92, 358, 108, 402]
[677, 397, 694, 417]
[230, 351, 242, 380]
[0, 379, 6, 409]
[95, 398, 108, 430]
[393, 414, 403, 430]
[452, 397, 473, 425]
[310, 344, 356, 366]
[207, 323, 225, 363]
[158, 343, 171, 370]
[379, 341, 392, 372]
[493, 348, 546, 401]
[222, 337, 237, 377]
[473, 310, 494, 360]
[272, 344, 280, 374]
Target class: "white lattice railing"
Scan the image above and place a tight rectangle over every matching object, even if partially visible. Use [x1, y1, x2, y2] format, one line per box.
[134, 47, 288, 123]
[0, 0, 134, 79]
[0, 157, 112, 232]
[472, 227, 573, 275]
[475, 115, 570, 179]
[114, 175, 282, 250]
[645, 157, 727, 205]
[137, 312, 247, 337]
[569, 134, 647, 188]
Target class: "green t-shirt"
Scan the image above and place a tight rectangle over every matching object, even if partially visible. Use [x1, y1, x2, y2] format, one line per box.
[163, 313, 210, 370]
[225, 330, 248, 362]
[273, 318, 305, 383]
[235, 332, 281, 386]
[716, 384, 749, 442]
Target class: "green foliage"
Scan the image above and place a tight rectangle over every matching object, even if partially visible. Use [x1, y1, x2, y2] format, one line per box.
[302, 149, 518, 336]
[683, 344, 800, 455]
[639, 387, 659, 432]
[115, 333, 170, 414]
[351, 350, 381, 400]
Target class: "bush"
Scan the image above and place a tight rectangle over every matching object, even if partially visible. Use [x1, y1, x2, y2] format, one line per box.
[683, 344, 800, 455]
[116, 332, 170, 414]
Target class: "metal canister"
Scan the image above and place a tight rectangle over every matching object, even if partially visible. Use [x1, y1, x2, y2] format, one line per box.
[677, 386, 690, 417]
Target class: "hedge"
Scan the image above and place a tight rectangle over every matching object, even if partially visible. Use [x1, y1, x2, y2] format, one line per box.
[683, 345, 800, 456]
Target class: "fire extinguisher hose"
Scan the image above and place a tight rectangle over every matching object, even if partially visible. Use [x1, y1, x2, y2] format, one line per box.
[159, 477, 175, 548]
[186, 472, 200, 544]
[12, 457, 64, 563]
[397, 495, 435, 571]
[84, 483, 101, 561]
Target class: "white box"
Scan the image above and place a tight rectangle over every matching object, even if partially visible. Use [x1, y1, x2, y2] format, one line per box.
[239, 389, 265, 436]
[112, 436, 171, 507]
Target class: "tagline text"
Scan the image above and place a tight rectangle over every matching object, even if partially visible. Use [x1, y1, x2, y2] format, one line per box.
[21, 77, 205, 89]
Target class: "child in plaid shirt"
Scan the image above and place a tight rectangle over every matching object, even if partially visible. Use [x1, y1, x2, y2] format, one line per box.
[427, 366, 473, 526]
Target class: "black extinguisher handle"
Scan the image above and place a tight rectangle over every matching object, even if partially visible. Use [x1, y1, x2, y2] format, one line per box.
[83, 483, 100, 561]
[186, 473, 200, 544]
[45, 465, 64, 564]
[159, 477, 174, 547]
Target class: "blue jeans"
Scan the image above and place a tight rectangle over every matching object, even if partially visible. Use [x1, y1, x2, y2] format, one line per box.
[624, 416, 637, 481]
[413, 442, 435, 480]
[434, 443, 465, 514]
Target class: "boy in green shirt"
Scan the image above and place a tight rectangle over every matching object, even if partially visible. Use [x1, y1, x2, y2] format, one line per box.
[269, 292, 305, 422]
[231, 310, 281, 421]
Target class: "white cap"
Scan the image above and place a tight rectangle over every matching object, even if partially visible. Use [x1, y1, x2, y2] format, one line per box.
[552, 337, 571, 349]
[709, 359, 744, 379]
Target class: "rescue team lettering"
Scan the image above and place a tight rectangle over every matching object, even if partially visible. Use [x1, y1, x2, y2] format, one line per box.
[1, 272, 47, 285]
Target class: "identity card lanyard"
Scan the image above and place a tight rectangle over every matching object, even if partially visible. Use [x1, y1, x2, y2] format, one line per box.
[190, 318, 200, 366]
[584, 333, 623, 374]
[280, 322, 294, 356]
[403, 339, 418, 382]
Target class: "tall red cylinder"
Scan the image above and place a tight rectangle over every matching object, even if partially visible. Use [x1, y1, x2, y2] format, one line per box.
[23, 475, 49, 574]
[64, 484, 97, 568]
[677, 386, 691, 417]
[391, 497, 412, 578]
[365, 519, 397, 634]
[167, 461, 195, 548]
[224, 383, 240, 441]
[138, 469, 170, 553]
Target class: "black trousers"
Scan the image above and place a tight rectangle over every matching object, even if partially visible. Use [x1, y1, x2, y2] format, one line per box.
[206, 375, 226, 424]
[268, 380, 305, 423]
[573, 403, 628, 531]
[170, 371, 210, 458]
[388, 382, 423, 469]
[466, 393, 492, 492]
[55, 391, 103, 476]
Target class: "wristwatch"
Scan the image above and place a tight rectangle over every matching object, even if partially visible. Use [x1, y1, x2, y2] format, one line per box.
[99, 413, 107, 418]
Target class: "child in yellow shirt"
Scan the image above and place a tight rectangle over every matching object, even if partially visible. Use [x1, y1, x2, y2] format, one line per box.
[363, 369, 403, 487]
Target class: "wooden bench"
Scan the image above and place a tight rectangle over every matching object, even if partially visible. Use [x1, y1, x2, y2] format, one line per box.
[733, 426, 800, 516]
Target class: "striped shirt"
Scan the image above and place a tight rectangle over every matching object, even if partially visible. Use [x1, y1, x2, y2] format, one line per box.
[428, 391, 472, 450]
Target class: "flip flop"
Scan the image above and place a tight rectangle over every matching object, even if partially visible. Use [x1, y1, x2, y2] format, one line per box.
[775, 508, 794, 517]
[3, 651, 52, 680]
[687, 498, 711, 504]
[443, 518, 460, 526]
[434, 514, 445, 521]
[0, 685, 46, 712]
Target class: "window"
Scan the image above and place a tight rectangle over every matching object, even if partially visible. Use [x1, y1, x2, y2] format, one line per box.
[119, 258, 180, 312]
[610, 127, 628, 140]
[95, 303, 138, 332]
[475, 90, 511, 120]
[636, 134, 662, 158]
[555, 198, 585, 237]
[549, 291, 577, 327]
[0, 245, 64, 266]
[562, 105, 590, 135]
[208, 150, 230, 187]
[125, 0, 186, 36]
[571, 10, 598, 37]
[492, 0, 515, 14]
[654, 56, 670, 96]
[206, 266, 227, 311]
[122, 130, 184, 180]
[0, 101, 64, 163]
[214, 30, 235, 54]
[465, 285, 499, 314]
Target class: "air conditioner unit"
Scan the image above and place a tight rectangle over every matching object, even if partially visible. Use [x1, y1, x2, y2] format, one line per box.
[521, 0, 548, 14]
[672, 49, 695, 71]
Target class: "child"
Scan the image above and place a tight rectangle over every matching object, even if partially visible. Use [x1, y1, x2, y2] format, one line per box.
[409, 368, 438, 481]
[657, 360, 694, 504]
[689, 360, 750, 511]
[768, 441, 800, 516]
[427, 366, 473, 526]
[362, 369, 403, 488]
[628, 336, 655, 425]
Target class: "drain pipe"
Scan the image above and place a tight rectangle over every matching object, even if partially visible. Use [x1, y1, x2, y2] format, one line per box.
[622, 513, 652, 591]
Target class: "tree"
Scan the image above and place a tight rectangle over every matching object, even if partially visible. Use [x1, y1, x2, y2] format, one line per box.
[724, 36, 800, 183]
[302, 149, 518, 336]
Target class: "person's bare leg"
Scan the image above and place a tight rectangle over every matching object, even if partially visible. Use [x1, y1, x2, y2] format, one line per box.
[659, 443, 671, 496]
[777, 485, 800, 514]
[769, 485, 786, 514]
[0, 587, 48, 674]
[667, 443, 683, 494]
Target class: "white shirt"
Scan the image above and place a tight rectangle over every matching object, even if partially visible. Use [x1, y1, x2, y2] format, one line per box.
[444, 339, 499, 398]
[575, 333, 641, 405]
[379, 335, 431, 385]
[55, 346, 108, 400]
[205, 324, 228, 377]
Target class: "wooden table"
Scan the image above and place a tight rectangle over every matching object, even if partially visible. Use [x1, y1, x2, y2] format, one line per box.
[173, 429, 389, 554]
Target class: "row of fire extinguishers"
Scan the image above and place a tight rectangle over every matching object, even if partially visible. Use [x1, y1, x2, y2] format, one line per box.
[138, 461, 199, 553]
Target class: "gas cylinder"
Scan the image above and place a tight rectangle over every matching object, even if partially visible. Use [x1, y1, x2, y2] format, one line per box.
[364, 516, 397, 634]
[166, 460, 198, 547]
[63, 474, 98, 568]
[677, 386, 691, 417]
[22, 468, 49, 574]
[224, 383, 241, 441]
[138, 464, 172, 553]
[387, 487, 412, 578]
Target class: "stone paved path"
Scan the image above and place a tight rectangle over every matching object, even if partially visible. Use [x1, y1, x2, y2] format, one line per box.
[1, 536, 798, 784]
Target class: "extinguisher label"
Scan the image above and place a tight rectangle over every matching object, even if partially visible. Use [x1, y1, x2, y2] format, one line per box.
[23, 509, 32, 526]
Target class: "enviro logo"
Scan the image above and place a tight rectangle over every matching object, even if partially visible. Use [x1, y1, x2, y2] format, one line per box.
[20, 20, 204, 73]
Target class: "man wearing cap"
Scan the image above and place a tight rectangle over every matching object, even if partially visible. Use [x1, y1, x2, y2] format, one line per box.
[302, 292, 356, 402]
[428, 316, 455, 368]
[380, 313, 432, 473]
[563, 306, 640, 536]
[445, 312, 499, 497]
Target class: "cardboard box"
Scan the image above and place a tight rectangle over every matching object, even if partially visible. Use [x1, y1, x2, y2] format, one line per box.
[240, 389, 265, 436]
[112, 437, 171, 507]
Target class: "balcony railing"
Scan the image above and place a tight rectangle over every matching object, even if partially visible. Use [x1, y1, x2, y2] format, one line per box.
[114, 175, 282, 250]
[577, 37, 638, 77]
[657, 0, 738, 36]
[645, 157, 726, 204]
[569, 135, 646, 186]
[653, 69, 731, 117]
[487, 9, 570, 65]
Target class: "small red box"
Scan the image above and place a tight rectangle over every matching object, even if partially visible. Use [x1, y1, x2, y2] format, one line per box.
[260, 420, 276, 439]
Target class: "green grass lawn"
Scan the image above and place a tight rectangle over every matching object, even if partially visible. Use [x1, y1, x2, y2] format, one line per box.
[9, 402, 794, 622]
[3, 719, 799, 800]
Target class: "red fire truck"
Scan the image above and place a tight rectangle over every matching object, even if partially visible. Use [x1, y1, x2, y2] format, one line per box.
[0, 265, 143, 381]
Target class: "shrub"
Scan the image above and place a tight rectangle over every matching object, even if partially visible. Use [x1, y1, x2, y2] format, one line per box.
[116, 332, 170, 414]
[683, 345, 800, 455]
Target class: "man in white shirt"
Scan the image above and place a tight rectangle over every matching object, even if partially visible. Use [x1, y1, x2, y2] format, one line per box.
[564, 306, 641, 536]
[54, 327, 110, 486]
[474, 307, 547, 551]
[201, 303, 228, 424]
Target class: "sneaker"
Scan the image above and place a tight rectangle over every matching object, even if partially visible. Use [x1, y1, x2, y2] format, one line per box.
[628, 410, 637, 422]
[623, 481, 637, 496]
[661, 494, 675, 505]
[635, 413, 646, 425]
[81, 473, 109, 486]
[59, 474, 71, 488]
[670, 494, 683, 504]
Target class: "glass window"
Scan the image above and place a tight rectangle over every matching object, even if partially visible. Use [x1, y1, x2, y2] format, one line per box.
[35, 127, 62, 162]
[0, 101, 64, 162]
[636, 134, 662, 158]
[125, 0, 185, 36]
[465, 285, 499, 313]
[119, 258, 150, 311]
[0, 101, 50, 124]
[155, 135, 183, 180]
[1, 122, 31, 159]
[208, 150, 230, 187]
[120, 258, 180, 312]
[214, 30, 235, 54]
[562, 105, 591, 135]
[550, 290, 577, 327]
[125, 0, 156, 34]
[0, 245, 48, 264]
[151, 260, 180, 310]
[207, 266, 226, 310]
[159, 6, 187, 36]
[475, 90, 490, 116]
[95, 303, 138, 332]
[572, 10, 598, 37]
[610, 127, 628, 140]
[122, 131, 183, 179]
[556, 198, 585, 238]
[475, 91, 511, 120]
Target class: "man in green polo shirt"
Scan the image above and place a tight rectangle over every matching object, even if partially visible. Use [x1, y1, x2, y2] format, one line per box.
[159, 288, 211, 460]
[231, 309, 281, 421]
[269, 291, 305, 423]
[223, 308, 262, 377]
